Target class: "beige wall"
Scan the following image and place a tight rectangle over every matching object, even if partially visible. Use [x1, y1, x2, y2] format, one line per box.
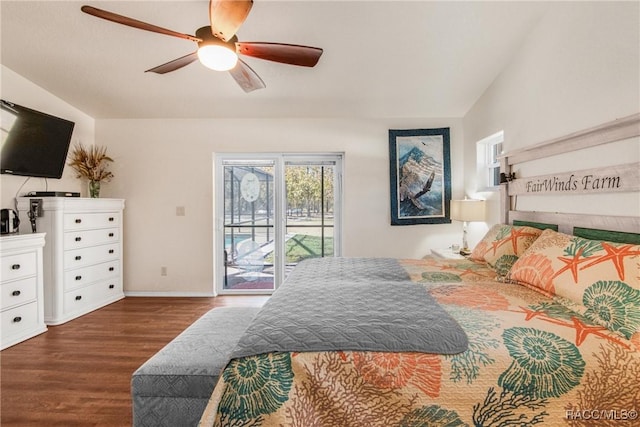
[463, 1, 640, 224]
[98, 118, 465, 294]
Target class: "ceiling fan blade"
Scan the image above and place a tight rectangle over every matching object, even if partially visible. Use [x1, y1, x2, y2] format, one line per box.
[81, 5, 201, 42]
[229, 59, 266, 93]
[145, 52, 199, 74]
[209, 0, 253, 42]
[236, 42, 323, 67]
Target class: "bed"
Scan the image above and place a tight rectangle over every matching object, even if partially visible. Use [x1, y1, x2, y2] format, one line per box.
[199, 115, 640, 426]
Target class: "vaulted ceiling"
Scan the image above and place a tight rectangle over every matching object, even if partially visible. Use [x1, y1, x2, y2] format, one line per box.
[1, 1, 550, 119]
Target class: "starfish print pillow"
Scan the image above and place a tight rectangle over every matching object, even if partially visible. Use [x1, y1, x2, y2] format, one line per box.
[509, 228, 640, 339]
[470, 224, 543, 277]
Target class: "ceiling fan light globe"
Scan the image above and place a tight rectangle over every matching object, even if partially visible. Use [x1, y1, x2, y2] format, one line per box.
[197, 45, 238, 71]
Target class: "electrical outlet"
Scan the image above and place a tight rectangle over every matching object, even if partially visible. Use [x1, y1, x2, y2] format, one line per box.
[161, 266, 167, 276]
[176, 206, 185, 216]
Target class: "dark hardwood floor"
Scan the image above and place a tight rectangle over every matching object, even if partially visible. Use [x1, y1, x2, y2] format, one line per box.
[0, 296, 268, 426]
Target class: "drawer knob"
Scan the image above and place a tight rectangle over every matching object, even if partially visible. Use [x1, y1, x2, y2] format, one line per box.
[108, 232, 115, 237]
[108, 249, 114, 254]
[11, 264, 21, 270]
[12, 290, 21, 296]
[108, 267, 115, 272]
[75, 275, 82, 281]
[108, 217, 115, 222]
[13, 316, 22, 323]
[75, 255, 82, 261]
[108, 284, 115, 289]
[75, 295, 82, 301]
[75, 237, 82, 242]
[75, 218, 82, 224]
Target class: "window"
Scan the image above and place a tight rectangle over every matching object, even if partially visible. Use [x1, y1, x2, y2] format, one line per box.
[476, 131, 504, 190]
[214, 154, 343, 294]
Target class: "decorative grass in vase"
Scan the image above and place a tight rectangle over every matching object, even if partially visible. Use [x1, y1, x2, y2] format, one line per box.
[68, 142, 114, 198]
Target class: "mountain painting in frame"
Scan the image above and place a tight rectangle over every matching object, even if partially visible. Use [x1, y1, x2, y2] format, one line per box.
[389, 128, 452, 225]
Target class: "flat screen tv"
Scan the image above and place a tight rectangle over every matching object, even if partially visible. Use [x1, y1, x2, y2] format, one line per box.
[1, 99, 75, 179]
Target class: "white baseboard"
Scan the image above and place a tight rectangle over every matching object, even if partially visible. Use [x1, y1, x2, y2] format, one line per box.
[124, 291, 217, 297]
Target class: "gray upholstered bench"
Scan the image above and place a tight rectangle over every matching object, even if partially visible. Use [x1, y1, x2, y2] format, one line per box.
[131, 306, 260, 427]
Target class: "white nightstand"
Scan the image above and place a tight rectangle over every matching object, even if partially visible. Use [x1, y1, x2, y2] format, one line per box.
[430, 248, 466, 260]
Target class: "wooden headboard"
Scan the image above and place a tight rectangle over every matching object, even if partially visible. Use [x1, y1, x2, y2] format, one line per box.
[499, 113, 640, 236]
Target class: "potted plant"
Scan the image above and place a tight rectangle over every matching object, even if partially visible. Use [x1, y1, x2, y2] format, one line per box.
[68, 142, 114, 198]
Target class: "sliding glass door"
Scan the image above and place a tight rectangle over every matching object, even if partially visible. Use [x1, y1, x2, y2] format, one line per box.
[221, 161, 276, 291]
[215, 154, 342, 294]
[284, 163, 335, 266]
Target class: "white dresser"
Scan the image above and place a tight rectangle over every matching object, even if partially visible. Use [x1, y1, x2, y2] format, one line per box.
[17, 197, 125, 325]
[1, 233, 47, 350]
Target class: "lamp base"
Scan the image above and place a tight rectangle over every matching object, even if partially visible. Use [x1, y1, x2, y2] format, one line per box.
[462, 221, 470, 253]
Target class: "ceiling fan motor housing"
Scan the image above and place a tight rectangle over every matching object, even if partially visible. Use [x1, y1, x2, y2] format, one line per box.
[196, 26, 237, 51]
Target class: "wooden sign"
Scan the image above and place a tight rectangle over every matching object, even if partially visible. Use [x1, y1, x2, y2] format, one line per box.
[508, 162, 639, 196]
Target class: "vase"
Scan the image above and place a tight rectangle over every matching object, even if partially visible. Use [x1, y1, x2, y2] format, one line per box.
[88, 180, 101, 198]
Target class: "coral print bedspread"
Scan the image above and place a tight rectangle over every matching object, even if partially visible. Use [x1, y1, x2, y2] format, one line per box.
[200, 256, 640, 426]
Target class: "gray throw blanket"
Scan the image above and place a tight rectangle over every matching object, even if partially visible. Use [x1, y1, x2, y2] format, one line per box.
[231, 257, 468, 358]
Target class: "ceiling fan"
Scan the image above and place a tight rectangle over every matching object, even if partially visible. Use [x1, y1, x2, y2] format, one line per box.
[81, 0, 323, 92]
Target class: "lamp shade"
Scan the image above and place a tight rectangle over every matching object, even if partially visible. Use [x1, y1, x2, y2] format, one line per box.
[450, 199, 486, 222]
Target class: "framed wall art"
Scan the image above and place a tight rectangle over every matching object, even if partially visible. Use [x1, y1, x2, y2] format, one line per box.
[389, 128, 452, 225]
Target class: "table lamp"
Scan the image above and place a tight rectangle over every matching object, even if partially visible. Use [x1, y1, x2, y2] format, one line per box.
[450, 199, 486, 254]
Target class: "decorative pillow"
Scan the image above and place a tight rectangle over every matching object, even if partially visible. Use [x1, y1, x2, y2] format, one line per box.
[469, 224, 543, 277]
[509, 228, 640, 339]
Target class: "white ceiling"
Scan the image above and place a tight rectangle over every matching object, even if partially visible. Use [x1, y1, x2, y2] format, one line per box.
[1, 1, 550, 119]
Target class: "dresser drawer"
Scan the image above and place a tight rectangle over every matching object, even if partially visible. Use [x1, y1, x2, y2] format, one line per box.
[64, 212, 120, 231]
[1, 302, 39, 341]
[63, 278, 121, 315]
[64, 228, 120, 250]
[1, 276, 37, 311]
[64, 243, 120, 270]
[1, 251, 37, 282]
[93, 277, 123, 301]
[64, 261, 120, 291]
[63, 287, 94, 315]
